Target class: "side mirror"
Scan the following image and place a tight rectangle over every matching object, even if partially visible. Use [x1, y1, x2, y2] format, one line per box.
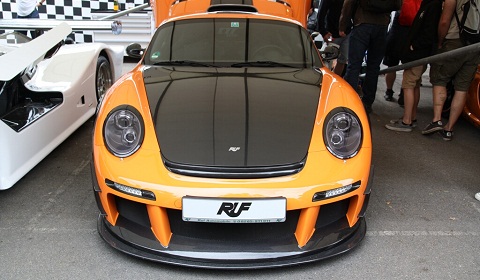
[126, 43, 144, 59]
[320, 43, 340, 61]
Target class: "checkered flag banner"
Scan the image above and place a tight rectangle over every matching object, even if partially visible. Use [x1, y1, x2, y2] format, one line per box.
[0, 0, 149, 42]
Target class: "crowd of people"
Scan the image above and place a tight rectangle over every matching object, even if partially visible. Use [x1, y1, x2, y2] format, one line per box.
[314, 0, 479, 139]
[314, 0, 480, 201]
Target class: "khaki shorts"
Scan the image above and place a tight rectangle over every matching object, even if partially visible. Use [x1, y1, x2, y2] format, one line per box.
[430, 39, 479, 91]
[402, 64, 427, 89]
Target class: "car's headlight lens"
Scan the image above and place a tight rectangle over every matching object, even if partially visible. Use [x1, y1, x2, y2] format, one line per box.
[323, 108, 363, 159]
[103, 105, 144, 157]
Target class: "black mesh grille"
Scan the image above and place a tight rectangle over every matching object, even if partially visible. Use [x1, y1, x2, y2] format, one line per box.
[168, 209, 300, 243]
[315, 198, 350, 229]
[115, 196, 151, 228]
[163, 158, 306, 179]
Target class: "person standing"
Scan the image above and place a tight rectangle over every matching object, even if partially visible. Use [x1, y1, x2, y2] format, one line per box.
[316, 0, 352, 76]
[385, 0, 443, 132]
[16, 0, 46, 38]
[422, 0, 480, 140]
[339, 0, 393, 113]
[383, 11, 408, 102]
[383, 0, 422, 103]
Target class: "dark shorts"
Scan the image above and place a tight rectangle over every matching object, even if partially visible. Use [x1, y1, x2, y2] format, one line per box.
[430, 39, 479, 91]
[383, 20, 410, 67]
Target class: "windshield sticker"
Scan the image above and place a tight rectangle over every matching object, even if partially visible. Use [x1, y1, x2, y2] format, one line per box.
[151, 52, 160, 59]
[231, 22, 240, 28]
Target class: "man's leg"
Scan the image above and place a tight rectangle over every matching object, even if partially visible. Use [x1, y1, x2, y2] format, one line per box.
[384, 72, 396, 101]
[432, 85, 447, 123]
[412, 86, 420, 121]
[444, 90, 467, 131]
[402, 87, 415, 124]
[361, 25, 387, 107]
[343, 25, 370, 94]
[422, 85, 446, 135]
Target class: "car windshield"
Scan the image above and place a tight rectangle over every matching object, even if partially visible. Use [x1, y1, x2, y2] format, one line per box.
[144, 18, 323, 68]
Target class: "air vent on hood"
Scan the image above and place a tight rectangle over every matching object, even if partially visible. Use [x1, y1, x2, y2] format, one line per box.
[211, 0, 253, 5]
[208, 0, 257, 13]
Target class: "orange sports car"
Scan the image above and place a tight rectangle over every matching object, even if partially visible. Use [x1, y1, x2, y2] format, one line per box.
[464, 65, 480, 128]
[92, 0, 373, 268]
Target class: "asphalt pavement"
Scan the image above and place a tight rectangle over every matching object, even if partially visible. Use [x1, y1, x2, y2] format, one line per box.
[1, 59, 479, 279]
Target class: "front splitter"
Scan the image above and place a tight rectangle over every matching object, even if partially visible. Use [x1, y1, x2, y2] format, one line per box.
[97, 214, 367, 269]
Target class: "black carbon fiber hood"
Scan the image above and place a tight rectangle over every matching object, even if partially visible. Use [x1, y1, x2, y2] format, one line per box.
[143, 66, 322, 167]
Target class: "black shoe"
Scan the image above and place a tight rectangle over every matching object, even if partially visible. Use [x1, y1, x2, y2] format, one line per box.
[398, 89, 404, 107]
[422, 120, 443, 135]
[363, 103, 372, 114]
[384, 89, 394, 101]
[439, 130, 453, 141]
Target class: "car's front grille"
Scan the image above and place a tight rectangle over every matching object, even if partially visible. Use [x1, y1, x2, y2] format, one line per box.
[166, 198, 350, 246]
[163, 158, 306, 179]
[167, 209, 301, 243]
[108, 195, 355, 256]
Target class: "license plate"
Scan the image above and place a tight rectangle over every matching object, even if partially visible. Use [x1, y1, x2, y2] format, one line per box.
[182, 197, 286, 223]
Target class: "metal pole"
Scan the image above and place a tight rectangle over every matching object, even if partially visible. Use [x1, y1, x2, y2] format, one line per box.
[99, 3, 151, 20]
[379, 42, 480, 75]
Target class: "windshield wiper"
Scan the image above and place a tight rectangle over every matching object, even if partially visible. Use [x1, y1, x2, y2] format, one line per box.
[153, 60, 216, 67]
[231, 61, 296, 68]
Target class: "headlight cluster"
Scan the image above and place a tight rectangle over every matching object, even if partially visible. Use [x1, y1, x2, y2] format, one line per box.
[323, 108, 362, 159]
[103, 105, 144, 157]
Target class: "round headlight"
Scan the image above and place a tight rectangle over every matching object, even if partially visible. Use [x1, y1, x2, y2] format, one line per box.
[103, 105, 144, 157]
[323, 108, 363, 159]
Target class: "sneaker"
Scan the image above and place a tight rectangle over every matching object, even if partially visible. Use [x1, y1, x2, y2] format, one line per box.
[439, 129, 453, 141]
[422, 120, 443, 135]
[390, 118, 417, 128]
[475, 192, 480, 201]
[398, 89, 404, 107]
[384, 89, 394, 101]
[385, 121, 413, 132]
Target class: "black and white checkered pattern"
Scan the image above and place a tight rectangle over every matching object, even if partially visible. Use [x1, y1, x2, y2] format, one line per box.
[0, 0, 148, 42]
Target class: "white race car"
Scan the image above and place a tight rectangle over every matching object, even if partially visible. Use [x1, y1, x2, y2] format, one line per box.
[0, 23, 124, 190]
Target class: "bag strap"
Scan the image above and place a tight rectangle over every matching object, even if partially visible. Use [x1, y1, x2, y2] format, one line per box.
[455, 0, 471, 31]
[352, 0, 360, 19]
